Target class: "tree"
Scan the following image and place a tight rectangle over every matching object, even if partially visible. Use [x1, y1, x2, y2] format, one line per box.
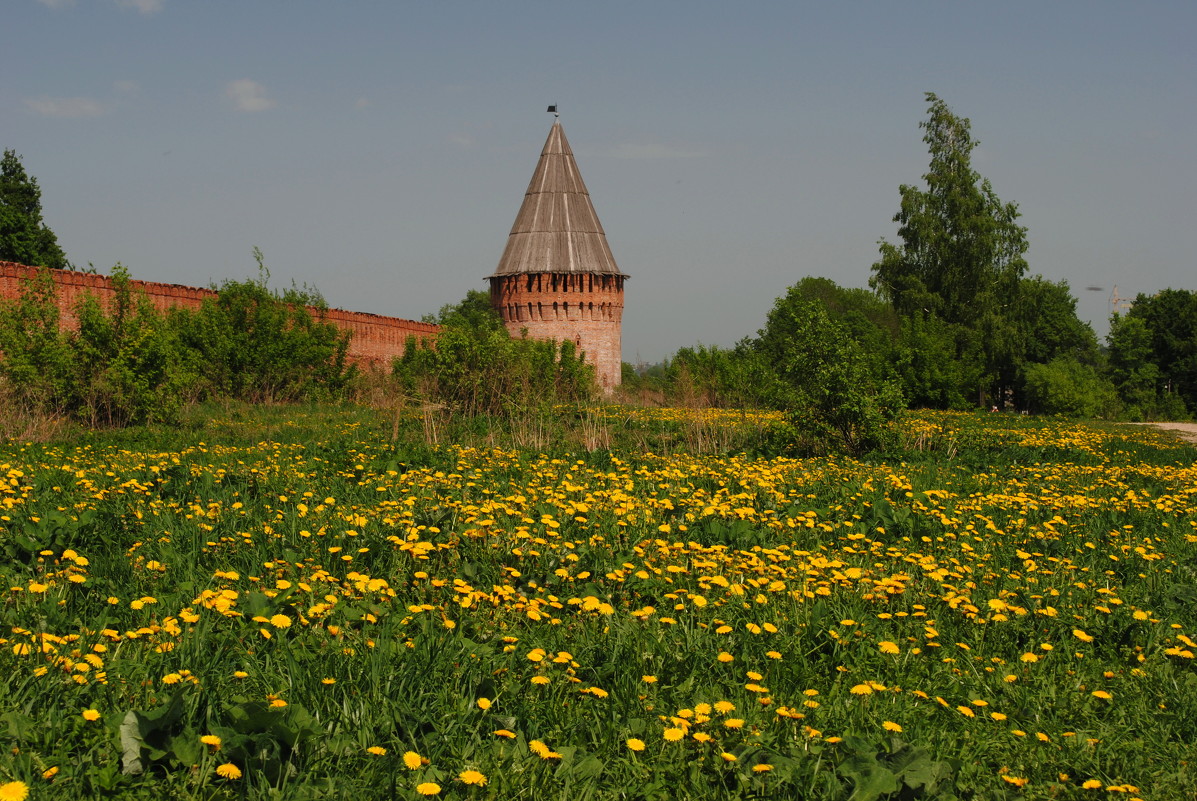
[753, 288, 905, 455]
[0, 149, 69, 270]
[871, 93, 1029, 405]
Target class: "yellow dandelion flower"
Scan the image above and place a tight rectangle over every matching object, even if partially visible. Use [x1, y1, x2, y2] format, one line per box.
[1020, 652, 1039, 663]
[530, 676, 550, 686]
[693, 732, 713, 743]
[42, 767, 58, 780]
[322, 678, 336, 685]
[1091, 690, 1112, 700]
[458, 770, 487, 786]
[717, 652, 734, 663]
[1082, 779, 1103, 789]
[1073, 629, 1094, 643]
[216, 763, 242, 780]
[882, 721, 902, 732]
[642, 675, 657, 683]
[366, 746, 386, 756]
[879, 641, 900, 654]
[723, 718, 745, 729]
[720, 752, 737, 762]
[663, 727, 685, 741]
[714, 701, 736, 714]
[415, 782, 441, 796]
[403, 751, 423, 770]
[0, 782, 29, 801]
[494, 729, 516, 738]
[956, 706, 975, 718]
[82, 709, 101, 722]
[1001, 775, 1029, 787]
[269, 614, 291, 628]
[626, 738, 646, 752]
[850, 684, 873, 695]
[200, 735, 222, 749]
[752, 764, 773, 773]
[766, 650, 782, 659]
[477, 697, 492, 710]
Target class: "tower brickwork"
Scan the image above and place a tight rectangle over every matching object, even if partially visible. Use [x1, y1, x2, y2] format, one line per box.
[489, 119, 627, 392]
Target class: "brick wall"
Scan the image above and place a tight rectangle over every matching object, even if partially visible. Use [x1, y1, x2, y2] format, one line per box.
[489, 272, 624, 391]
[0, 261, 437, 367]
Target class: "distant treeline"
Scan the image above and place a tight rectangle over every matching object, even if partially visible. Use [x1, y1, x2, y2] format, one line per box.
[623, 275, 1196, 424]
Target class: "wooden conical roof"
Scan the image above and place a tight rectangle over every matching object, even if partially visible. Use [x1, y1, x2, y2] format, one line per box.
[491, 120, 625, 277]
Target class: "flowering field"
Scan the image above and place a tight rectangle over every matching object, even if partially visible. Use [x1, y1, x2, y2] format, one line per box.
[1, 410, 1196, 800]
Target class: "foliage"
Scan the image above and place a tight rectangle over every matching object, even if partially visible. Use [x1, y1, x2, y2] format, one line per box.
[1021, 356, 1120, 418]
[393, 289, 594, 417]
[754, 288, 905, 455]
[1, 408, 1196, 798]
[0, 257, 352, 428]
[175, 252, 353, 403]
[0, 149, 70, 270]
[1115, 288, 1197, 417]
[871, 93, 1029, 404]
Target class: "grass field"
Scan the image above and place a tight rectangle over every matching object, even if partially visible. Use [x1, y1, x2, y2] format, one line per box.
[1, 407, 1196, 800]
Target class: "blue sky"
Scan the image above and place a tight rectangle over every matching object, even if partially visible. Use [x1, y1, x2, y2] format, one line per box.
[6, 0, 1195, 363]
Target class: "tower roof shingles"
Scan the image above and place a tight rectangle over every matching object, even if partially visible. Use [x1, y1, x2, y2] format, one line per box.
[490, 120, 625, 277]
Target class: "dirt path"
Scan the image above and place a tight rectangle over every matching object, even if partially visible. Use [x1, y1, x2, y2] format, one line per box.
[1132, 421, 1197, 444]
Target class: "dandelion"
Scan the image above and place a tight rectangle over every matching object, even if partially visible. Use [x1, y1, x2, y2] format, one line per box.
[626, 738, 646, 752]
[717, 652, 734, 663]
[415, 782, 441, 796]
[458, 770, 487, 786]
[1073, 629, 1094, 643]
[269, 613, 292, 628]
[663, 727, 685, 741]
[1091, 690, 1112, 700]
[752, 764, 773, 773]
[366, 746, 386, 756]
[162, 672, 182, 685]
[403, 751, 423, 770]
[1001, 775, 1029, 787]
[714, 701, 736, 714]
[201, 735, 222, 750]
[956, 706, 975, 718]
[216, 763, 242, 780]
[723, 718, 745, 729]
[1020, 652, 1039, 663]
[693, 732, 712, 743]
[0, 782, 29, 801]
[642, 675, 657, 683]
[322, 678, 336, 685]
[494, 729, 516, 738]
[42, 767, 58, 780]
[720, 752, 737, 762]
[530, 676, 550, 686]
[879, 641, 900, 654]
[82, 709, 101, 722]
[1082, 779, 1103, 789]
[850, 683, 873, 695]
[882, 721, 903, 732]
[477, 697, 492, 710]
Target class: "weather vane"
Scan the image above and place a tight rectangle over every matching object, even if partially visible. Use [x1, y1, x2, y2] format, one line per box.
[547, 104, 559, 118]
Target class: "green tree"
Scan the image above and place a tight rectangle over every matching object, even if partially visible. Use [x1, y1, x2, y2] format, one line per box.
[0, 149, 69, 270]
[754, 288, 905, 455]
[1126, 289, 1197, 414]
[871, 93, 1029, 405]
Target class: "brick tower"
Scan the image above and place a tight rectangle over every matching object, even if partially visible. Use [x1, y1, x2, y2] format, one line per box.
[488, 118, 627, 392]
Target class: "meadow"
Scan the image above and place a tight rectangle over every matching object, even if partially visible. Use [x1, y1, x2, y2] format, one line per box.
[1, 407, 1195, 800]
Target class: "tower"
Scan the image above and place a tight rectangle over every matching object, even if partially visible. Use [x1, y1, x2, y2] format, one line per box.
[488, 118, 627, 392]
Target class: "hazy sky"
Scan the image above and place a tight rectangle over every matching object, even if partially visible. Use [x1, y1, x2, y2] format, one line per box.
[6, 1, 1194, 363]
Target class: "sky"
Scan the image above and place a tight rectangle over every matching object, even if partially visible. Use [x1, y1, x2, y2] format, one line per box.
[5, 1, 1195, 364]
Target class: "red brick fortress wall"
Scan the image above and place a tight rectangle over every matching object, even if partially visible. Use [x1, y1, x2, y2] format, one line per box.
[489, 271, 624, 392]
[0, 261, 437, 367]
